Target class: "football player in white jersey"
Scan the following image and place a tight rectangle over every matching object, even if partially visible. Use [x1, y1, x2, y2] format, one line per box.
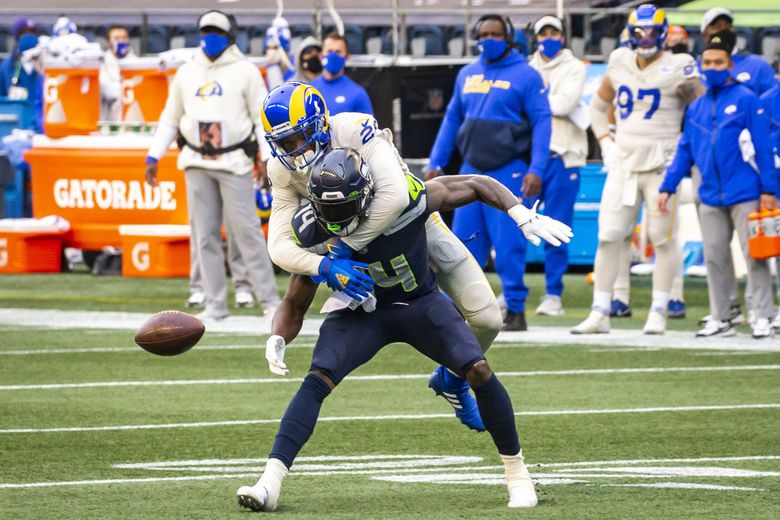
[260, 82, 572, 431]
[572, 4, 703, 335]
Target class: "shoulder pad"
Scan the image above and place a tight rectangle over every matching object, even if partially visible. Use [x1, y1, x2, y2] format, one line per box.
[290, 202, 331, 251]
[267, 158, 292, 188]
[672, 53, 699, 79]
[331, 112, 381, 149]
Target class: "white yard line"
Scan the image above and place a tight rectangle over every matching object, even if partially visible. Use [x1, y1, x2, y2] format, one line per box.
[2, 365, 779, 391]
[2, 403, 778, 434]
[1, 307, 779, 351]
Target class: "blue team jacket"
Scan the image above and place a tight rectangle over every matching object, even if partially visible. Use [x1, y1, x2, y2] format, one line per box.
[0, 46, 44, 132]
[428, 49, 551, 175]
[660, 81, 778, 206]
[761, 84, 780, 197]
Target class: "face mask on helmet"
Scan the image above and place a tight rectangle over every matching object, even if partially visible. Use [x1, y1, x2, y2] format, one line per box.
[308, 150, 373, 237]
[630, 26, 664, 58]
[266, 116, 330, 173]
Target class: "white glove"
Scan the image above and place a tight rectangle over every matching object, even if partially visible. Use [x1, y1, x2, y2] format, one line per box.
[599, 137, 618, 173]
[508, 201, 574, 247]
[265, 335, 289, 376]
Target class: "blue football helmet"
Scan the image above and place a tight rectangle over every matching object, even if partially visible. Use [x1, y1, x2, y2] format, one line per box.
[307, 147, 373, 237]
[262, 82, 331, 172]
[627, 4, 668, 58]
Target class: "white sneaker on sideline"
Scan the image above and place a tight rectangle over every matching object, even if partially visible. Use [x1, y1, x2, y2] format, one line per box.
[571, 310, 610, 334]
[235, 291, 255, 308]
[535, 294, 564, 316]
[236, 484, 270, 512]
[696, 319, 735, 338]
[187, 291, 205, 308]
[643, 308, 667, 335]
[752, 318, 774, 339]
[195, 308, 229, 322]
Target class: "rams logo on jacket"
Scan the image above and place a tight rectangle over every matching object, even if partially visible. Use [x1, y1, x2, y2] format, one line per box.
[195, 81, 224, 100]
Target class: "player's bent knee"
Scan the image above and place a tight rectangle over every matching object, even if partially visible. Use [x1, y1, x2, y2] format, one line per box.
[465, 360, 493, 388]
[308, 370, 336, 390]
[461, 284, 503, 334]
[598, 229, 631, 243]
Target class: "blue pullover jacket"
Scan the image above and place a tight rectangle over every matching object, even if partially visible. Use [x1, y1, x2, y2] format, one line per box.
[761, 84, 780, 197]
[312, 74, 373, 116]
[428, 48, 551, 175]
[660, 80, 777, 206]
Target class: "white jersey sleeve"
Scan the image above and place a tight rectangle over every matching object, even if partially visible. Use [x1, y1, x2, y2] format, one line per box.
[266, 159, 322, 276]
[329, 113, 409, 252]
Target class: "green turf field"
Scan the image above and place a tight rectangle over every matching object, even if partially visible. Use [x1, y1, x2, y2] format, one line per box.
[1, 272, 779, 519]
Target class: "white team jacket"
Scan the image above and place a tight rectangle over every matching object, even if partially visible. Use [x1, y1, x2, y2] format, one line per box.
[266, 112, 409, 276]
[529, 49, 588, 168]
[157, 46, 270, 175]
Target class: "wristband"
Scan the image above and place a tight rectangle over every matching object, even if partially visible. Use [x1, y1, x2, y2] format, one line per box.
[146, 156, 158, 165]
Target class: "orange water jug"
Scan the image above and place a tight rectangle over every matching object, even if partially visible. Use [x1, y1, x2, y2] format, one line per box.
[121, 64, 176, 122]
[43, 67, 100, 137]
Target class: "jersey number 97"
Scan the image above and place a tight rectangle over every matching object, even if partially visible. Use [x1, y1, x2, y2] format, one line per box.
[617, 86, 661, 120]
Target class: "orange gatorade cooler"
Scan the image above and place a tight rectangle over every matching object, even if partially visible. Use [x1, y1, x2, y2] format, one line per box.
[43, 67, 100, 137]
[0, 219, 63, 273]
[119, 224, 190, 278]
[121, 58, 176, 122]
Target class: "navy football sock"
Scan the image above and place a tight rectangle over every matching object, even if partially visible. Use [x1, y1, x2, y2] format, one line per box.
[473, 373, 521, 455]
[270, 374, 332, 468]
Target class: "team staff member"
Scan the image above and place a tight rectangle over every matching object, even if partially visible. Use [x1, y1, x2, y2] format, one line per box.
[760, 82, 780, 329]
[528, 15, 586, 317]
[144, 10, 280, 321]
[425, 14, 552, 331]
[312, 33, 373, 115]
[701, 8, 777, 96]
[0, 18, 42, 131]
[100, 25, 135, 121]
[291, 36, 322, 84]
[659, 31, 777, 339]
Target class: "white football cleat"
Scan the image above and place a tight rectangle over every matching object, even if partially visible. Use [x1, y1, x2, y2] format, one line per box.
[535, 294, 564, 316]
[696, 319, 735, 338]
[237, 484, 273, 512]
[235, 291, 255, 308]
[752, 318, 775, 339]
[642, 308, 667, 335]
[571, 310, 610, 334]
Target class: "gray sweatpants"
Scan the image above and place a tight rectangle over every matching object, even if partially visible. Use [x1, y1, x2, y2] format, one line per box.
[185, 167, 280, 315]
[189, 225, 252, 295]
[699, 200, 774, 321]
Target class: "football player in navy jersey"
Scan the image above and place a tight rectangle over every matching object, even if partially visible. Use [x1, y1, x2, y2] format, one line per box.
[236, 147, 572, 512]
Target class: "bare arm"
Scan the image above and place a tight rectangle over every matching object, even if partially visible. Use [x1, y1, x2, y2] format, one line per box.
[425, 175, 520, 214]
[676, 78, 705, 106]
[270, 274, 318, 344]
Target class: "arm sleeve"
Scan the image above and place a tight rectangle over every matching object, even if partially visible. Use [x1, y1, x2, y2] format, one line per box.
[246, 66, 273, 161]
[427, 71, 465, 170]
[523, 69, 552, 174]
[267, 180, 324, 276]
[341, 135, 409, 251]
[147, 122, 178, 160]
[158, 68, 185, 130]
[748, 95, 779, 194]
[548, 61, 586, 117]
[659, 114, 694, 193]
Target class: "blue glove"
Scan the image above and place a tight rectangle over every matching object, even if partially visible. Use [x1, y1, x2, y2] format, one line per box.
[326, 238, 354, 259]
[318, 256, 375, 300]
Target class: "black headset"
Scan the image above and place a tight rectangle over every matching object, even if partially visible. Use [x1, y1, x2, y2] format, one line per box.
[473, 14, 515, 44]
[197, 10, 238, 44]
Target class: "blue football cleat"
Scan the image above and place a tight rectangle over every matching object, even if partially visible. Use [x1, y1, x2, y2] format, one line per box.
[667, 299, 686, 319]
[428, 365, 485, 432]
[610, 299, 632, 318]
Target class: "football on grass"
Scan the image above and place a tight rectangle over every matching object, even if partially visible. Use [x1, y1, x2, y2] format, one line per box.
[134, 311, 205, 356]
